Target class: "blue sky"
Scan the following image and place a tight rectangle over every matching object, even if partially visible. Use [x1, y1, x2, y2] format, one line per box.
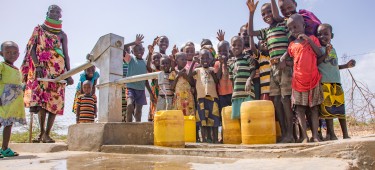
[0, 0, 374, 89]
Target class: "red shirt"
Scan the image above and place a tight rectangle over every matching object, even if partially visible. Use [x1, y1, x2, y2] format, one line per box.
[288, 35, 321, 92]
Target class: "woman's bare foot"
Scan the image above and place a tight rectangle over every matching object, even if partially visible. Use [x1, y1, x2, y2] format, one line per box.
[42, 134, 55, 143]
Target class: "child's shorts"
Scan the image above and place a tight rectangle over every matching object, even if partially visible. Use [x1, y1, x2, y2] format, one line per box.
[196, 96, 220, 127]
[291, 84, 323, 108]
[127, 88, 147, 106]
[269, 65, 292, 97]
[156, 96, 174, 111]
[231, 96, 252, 119]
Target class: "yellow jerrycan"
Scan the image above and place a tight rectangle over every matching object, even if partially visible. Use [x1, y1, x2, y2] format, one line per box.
[154, 110, 185, 147]
[221, 106, 242, 144]
[184, 115, 196, 142]
[240, 100, 276, 144]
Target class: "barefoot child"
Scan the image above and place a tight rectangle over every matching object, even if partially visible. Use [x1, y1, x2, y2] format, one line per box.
[0, 41, 26, 157]
[284, 14, 324, 142]
[247, 0, 294, 142]
[317, 23, 356, 140]
[189, 49, 220, 143]
[124, 34, 154, 122]
[72, 66, 99, 114]
[76, 80, 97, 123]
[172, 52, 195, 116]
[228, 36, 259, 119]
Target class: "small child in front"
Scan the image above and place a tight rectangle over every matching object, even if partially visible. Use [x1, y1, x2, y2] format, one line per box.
[0, 41, 26, 157]
[284, 14, 324, 142]
[72, 66, 99, 114]
[76, 80, 97, 123]
[189, 49, 220, 143]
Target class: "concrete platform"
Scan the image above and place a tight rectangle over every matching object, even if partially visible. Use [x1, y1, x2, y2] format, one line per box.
[6, 135, 375, 169]
[67, 122, 153, 151]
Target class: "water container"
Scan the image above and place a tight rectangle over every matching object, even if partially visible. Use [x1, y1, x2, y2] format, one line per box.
[222, 106, 242, 144]
[154, 110, 185, 147]
[240, 100, 276, 144]
[184, 116, 196, 142]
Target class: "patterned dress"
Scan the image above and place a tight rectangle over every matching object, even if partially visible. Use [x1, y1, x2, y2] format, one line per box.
[21, 26, 67, 115]
[174, 71, 195, 116]
[0, 62, 27, 126]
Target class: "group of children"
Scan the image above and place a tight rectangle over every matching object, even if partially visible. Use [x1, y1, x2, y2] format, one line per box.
[71, 0, 356, 144]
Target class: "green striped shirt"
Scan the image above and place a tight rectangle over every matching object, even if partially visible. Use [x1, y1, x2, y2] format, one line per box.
[258, 22, 289, 59]
[229, 55, 258, 99]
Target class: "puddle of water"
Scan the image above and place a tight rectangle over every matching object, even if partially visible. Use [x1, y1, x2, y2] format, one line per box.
[54, 153, 237, 170]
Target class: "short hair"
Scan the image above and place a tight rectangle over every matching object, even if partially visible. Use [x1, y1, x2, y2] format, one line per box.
[231, 36, 244, 44]
[287, 14, 304, 25]
[175, 52, 187, 60]
[82, 80, 92, 87]
[320, 23, 333, 33]
[262, 3, 271, 8]
[201, 39, 212, 47]
[217, 40, 230, 49]
[0, 41, 18, 51]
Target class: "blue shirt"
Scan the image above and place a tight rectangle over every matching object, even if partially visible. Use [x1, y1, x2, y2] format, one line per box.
[126, 56, 147, 90]
[318, 47, 341, 83]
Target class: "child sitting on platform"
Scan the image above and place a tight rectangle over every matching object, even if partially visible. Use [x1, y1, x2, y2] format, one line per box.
[76, 80, 97, 123]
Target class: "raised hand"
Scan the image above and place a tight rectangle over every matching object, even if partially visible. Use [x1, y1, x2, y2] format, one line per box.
[216, 29, 225, 41]
[325, 43, 333, 55]
[347, 59, 356, 68]
[148, 45, 154, 55]
[152, 36, 160, 47]
[171, 45, 179, 56]
[246, 0, 259, 13]
[135, 34, 144, 45]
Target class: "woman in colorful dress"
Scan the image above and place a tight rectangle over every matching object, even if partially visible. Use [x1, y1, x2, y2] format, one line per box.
[21, 5, 74, 143]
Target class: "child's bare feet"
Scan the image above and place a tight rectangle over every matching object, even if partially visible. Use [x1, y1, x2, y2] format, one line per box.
[300, 137, 309, 143]
[310, 137, 321, 142]
[330, 134, 338, 140]
[343, 135, 351, 139]
[280, 137, 295, 143]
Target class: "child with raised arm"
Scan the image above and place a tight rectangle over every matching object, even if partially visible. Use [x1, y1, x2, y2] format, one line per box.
[285, 14, 324, 143]
[229, 36, 259, 119]
[214, 40, 233, 113]
[146, 37, 162, 121]
[247, 0, 294, 142]
[72, 66, 99, 114]
[172, 52, 195, 116]
[124, 34, 154, 122]
[0, 41, 26, 157]
[156, 56, 176, 111]
[76, 80, 97, 123]
[189, 49, 220, 143]
[317, 23, 356, 140]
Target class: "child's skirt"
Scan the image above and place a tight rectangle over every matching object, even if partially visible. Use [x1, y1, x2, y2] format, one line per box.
[320, 83, 346, 119]
[196, 96, 220, 127]
[231, 96, 252, 119]
[0, 84, 26, 126]
[292, 84, 324, 107]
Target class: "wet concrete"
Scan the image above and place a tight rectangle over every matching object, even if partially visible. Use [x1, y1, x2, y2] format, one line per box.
[0, 151, 350, 170]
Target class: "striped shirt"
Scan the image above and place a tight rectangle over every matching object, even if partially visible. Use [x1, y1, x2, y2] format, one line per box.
[229, 55, 258, 99]
[158, 71, 176, 97]
[256, 51, 271, 94]
[258, 22, 289, 59]
[77, 94, 97, 123]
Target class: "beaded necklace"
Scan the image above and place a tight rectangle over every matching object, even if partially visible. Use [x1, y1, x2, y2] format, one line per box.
[43, 17, 62, 33]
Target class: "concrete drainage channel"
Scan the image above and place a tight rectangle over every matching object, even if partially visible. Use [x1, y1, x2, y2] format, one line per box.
[9, 135, 375, 170]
